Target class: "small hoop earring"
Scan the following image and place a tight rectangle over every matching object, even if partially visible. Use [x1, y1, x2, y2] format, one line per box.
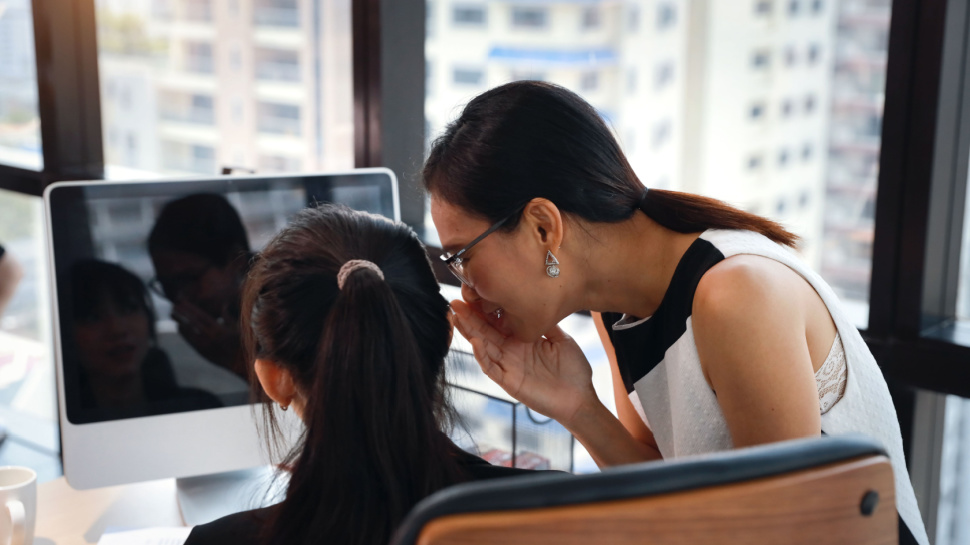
[280, 403, 289, 412]
[545, 251, 560, 278]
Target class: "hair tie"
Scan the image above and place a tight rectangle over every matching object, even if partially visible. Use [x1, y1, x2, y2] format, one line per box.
[336, 259, 384, 290]
[639, 187, 650, 210]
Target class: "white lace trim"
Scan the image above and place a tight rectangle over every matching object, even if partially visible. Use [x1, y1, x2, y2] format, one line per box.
[816, 332, 847, 415]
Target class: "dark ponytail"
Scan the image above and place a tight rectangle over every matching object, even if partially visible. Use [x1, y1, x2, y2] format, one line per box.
[424, 80, 798, 248]
[241, 205, 465, 545]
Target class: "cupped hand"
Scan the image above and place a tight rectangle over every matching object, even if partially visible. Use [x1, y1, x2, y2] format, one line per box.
[450, 300, 598, 429]
[171, 298, 246, 377]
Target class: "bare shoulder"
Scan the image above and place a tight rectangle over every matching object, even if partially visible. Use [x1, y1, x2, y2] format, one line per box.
[693, 254, 807, 320]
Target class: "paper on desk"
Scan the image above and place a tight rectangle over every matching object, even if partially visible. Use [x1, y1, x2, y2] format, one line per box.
[96, 527, 193, 545]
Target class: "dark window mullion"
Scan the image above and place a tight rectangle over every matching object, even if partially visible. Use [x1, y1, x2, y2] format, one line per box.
[869, 0, 949, 341]
[31, 0, 104, 188]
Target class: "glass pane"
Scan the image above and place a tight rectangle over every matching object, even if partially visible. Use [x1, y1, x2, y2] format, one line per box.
[958, 163, 970, 320]
[0, 188, 60, 482]
[96, 0, 354, 178]
[425, 0, 892, 329]
[0, 0, 43, 170]
[937, 394, 970, 545]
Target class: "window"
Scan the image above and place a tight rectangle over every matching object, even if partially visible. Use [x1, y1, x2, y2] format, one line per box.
[807, 43, 821, 65]
[802, 142, 813, 161]
[750, 102, 766, 120]
[96, 0, 353, 177]
[258, 154, 302, 172]
[160, 140, 216, 173]
[511, 7, 548, 29]
[255, 48, 300, 83]
[581, 7, 601, 30]
[185, 41, 215, 74]
[782, 99, 794, 117]
[805, 94, 817, 113]
[654, 62, 674, 91]
[0, 0, 42, 170]
[184, 0, 212, 22]
[254, 0, 299, 28]
[453, 5, 486, 26]
[453, 68, 484, 86]
[424, 0, 895, 326]
[652, 119, 671, 149]
[747, 154, 764, 171]
[257, 101, 301, 136]
[0, 189, 59, 478]
[751, 49, 771, 70]
[657, 3, 677, 31]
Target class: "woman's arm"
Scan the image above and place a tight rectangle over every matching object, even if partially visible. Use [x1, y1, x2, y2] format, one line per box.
[592, 312, 661, 458]
[692, 256, 821, 448]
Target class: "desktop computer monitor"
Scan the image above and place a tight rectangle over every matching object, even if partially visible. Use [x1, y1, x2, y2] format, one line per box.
[44, 168, 399, 521]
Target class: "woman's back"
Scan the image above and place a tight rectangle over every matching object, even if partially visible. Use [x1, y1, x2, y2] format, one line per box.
[184, 205, 552, 545]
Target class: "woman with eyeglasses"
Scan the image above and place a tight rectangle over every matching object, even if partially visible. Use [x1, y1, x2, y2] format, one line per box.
[148, 193, 253, 379]
[183, 205, 550, 545]
[427, 81, 927, 545]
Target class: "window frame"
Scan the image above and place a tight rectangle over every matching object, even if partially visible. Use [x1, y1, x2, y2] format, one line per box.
[0, 0, 104, 196]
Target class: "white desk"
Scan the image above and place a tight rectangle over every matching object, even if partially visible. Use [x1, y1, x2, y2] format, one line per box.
[37, 477, 185, 545]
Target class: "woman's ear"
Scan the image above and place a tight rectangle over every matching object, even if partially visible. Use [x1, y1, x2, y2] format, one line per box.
[521, 198, 565, 249]
[254, 358, 297, 407]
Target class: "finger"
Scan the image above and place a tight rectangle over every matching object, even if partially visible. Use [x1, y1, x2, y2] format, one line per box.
[451, 300, 506, 346]
[469, 337, 505, 381]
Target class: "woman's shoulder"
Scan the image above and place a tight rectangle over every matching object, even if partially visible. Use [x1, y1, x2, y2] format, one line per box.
[183, 505, 278, 545]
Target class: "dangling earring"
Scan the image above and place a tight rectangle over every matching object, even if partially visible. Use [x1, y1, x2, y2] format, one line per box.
[545, 251, 560, 278]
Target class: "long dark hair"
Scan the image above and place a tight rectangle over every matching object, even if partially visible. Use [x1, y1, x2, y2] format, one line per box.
[424, 80, 797, 247]
[241, 205, 465, 545]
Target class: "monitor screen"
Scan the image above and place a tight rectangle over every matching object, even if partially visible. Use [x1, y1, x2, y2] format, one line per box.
[47, 170, 398, 426]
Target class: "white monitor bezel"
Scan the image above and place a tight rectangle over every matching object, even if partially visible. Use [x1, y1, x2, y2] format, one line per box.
[45, 168, 399, 489]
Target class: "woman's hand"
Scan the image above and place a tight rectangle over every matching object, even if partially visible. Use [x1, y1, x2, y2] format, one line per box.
[450, 300, 598, 428]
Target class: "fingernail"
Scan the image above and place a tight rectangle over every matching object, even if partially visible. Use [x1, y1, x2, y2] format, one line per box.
[451, 301, 467, 318]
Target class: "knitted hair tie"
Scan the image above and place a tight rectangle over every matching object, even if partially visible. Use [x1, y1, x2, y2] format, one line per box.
[336, 259, 384, 290]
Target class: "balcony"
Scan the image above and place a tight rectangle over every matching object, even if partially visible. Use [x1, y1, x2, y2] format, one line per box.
[254, 7, 299, 28]
[255, 62, 300, 82]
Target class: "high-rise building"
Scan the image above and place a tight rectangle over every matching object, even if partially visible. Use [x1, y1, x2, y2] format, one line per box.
[97, 0, 354, 176]
[821, 0, 890, 308]
[426, 0, 834, 267]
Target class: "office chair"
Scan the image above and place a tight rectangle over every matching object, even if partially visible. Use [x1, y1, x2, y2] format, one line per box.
[392, 435, 896, 545]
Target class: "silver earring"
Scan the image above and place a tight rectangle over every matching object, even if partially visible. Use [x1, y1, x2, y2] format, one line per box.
[280, 403, 289, 411]
[545, 251, 560, 278]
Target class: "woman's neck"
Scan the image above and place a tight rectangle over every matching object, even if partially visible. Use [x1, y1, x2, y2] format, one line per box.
[574, 213, 701, 319]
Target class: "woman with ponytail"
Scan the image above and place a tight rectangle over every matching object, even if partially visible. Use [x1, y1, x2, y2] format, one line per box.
[426, 80, 927, 544]
[184, 205, 543, 545]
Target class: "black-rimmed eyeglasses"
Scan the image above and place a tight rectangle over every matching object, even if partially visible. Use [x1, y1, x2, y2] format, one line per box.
[440, 212, 516, 286]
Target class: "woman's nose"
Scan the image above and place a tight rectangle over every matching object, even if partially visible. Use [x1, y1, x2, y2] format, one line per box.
[460, 282, 480, 303]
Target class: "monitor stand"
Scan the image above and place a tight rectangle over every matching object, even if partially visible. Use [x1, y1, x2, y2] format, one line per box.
[176, 466, 288, 526]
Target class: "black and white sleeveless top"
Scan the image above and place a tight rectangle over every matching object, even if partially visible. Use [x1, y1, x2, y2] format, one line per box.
[602, 229, 928, 545]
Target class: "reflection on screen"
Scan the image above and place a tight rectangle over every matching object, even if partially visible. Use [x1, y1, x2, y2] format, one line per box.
[50, 173, 396, 424]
